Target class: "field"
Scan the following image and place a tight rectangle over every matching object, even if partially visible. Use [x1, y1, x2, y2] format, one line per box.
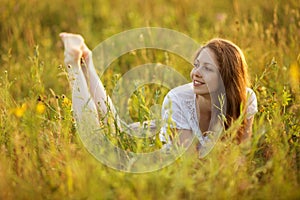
[0, 0, 299, 199]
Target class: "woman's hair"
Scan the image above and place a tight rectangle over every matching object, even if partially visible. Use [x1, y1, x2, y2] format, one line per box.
[195, 38, 250, 142]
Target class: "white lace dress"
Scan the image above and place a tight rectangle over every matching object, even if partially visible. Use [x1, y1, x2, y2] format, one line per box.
[159, 83, 258, 145]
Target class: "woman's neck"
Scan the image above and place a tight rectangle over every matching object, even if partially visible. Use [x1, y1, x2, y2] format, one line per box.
[196, 94, 212, 133]
[196, 94, 212, 115]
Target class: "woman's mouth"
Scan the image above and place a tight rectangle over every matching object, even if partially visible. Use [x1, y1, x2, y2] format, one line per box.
[193, 80, 205, 87]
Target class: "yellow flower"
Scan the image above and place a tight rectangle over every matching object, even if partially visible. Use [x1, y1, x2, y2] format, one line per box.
[13, 103, 27, 118]
[289, 62, 299, 91]
[62, 95, 72, 107]
[36, 101, 46, 114]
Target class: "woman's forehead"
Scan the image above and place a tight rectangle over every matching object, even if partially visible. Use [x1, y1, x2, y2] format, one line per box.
[195, 48, 218, 66]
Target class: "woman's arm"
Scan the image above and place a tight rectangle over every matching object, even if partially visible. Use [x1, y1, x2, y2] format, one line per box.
[242, 116, 254, 141]
[170, 129, 194, 147]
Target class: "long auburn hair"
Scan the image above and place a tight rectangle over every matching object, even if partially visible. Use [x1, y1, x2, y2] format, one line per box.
[195, 38, 250, 142]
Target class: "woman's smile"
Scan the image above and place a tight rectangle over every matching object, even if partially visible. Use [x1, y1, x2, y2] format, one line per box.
[193, 79, 205, 87]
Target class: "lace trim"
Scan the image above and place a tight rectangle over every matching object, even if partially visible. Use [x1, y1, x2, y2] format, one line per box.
[183, 97, 203, 142]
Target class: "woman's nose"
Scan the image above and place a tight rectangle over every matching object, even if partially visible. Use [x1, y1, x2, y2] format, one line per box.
[194, 68, 203, 77]
[194, 73, 201, 78]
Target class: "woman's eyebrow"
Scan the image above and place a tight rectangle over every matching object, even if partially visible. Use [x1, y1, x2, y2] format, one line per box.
[197, 62, 215, 66]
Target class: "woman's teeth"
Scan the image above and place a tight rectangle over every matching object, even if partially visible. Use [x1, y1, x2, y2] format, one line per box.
[194, 80, 204, 86]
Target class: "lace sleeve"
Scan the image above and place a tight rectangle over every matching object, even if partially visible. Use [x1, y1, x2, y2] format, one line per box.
[159, 91, 190, 142]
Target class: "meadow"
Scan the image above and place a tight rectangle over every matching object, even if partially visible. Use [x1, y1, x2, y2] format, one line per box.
[0, 0, 299, 199]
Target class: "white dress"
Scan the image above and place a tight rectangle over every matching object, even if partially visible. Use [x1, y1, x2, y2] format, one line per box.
[159, 83, 258, 145]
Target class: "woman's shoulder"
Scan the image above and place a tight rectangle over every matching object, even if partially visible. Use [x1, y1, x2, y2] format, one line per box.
[167, 83, 194, 99]
[246, 87, 255, 94]
[161, 83, 194, 107]
[246, 87, 257, 101]
[246, 87, 258, 118]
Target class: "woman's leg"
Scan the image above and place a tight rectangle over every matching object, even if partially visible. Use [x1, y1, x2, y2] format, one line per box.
[60, 33, 119, 129]
[60, 32, 159, 136]
[79, 42, 117, 119]
[60, 33, 100, 127]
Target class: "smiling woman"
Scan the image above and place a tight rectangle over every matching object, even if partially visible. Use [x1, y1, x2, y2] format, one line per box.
[160, 39, 258, 152]
[60, 33, 257, 157]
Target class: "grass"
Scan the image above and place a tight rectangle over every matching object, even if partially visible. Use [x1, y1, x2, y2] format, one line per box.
[0, 0, 299, 199]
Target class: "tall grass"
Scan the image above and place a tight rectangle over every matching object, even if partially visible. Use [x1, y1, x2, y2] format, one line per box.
[0, 0, 299, 199]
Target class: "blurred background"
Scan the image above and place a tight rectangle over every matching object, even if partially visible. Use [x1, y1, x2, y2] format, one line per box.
[1, 0, 299, 95]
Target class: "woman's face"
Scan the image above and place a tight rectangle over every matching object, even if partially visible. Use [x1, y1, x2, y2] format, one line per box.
[190, 48, 220, 96]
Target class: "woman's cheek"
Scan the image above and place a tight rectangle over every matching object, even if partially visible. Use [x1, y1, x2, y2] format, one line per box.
[190, 69, 194, 79]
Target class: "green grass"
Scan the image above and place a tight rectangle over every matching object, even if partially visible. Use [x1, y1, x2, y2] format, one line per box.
[0, 0, 299, 199]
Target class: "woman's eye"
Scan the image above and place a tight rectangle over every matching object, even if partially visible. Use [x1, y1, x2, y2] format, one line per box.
[193, 62, 214, 71]
[204, 66, 213, 71]
[193, 59, 201, 68]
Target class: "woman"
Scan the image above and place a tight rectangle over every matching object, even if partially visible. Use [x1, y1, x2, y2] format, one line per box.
[159, 40, 257, 152]
[60, 32, 257, 154]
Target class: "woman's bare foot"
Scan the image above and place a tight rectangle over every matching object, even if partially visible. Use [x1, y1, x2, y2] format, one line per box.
[59, 32, 92, 67]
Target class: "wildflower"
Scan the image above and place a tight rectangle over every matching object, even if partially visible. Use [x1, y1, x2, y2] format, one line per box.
[62, 95, 72, 107]
[289, 62, 299, 91]
[13, 103, 27, 118]
[36, 101, 46, 114]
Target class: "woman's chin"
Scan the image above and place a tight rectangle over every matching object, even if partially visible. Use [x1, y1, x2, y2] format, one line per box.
[193, 87, 209, 95]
